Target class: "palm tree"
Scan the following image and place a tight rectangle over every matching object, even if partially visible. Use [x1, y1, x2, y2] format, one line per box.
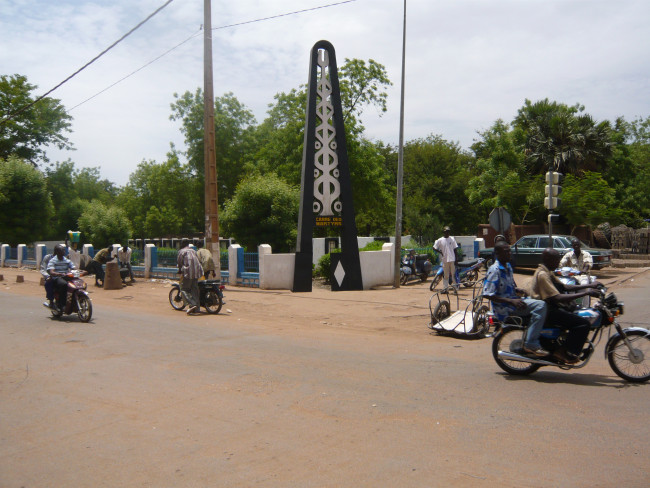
[514, 98, 612, 175]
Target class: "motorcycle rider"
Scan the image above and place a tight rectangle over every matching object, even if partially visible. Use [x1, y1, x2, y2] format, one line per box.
[527, 248, 602, 364]
[40, 250, 55, 308]
[47, 244, 77, 312]
[482, 241, 549, 357]
[559, 238, 593, 277]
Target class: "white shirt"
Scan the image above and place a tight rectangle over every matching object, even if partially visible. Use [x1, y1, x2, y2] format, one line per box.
[434, 236, 458, 263]
[118, 247, 132, 266]
[559, 249, 593, 272]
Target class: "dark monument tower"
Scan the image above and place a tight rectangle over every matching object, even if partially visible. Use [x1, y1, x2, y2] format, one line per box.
[292, 40, 363, 292]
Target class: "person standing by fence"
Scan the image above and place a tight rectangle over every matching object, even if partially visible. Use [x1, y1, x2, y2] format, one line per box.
[177, 239, 203, 315]
[434, 226, 459, 292]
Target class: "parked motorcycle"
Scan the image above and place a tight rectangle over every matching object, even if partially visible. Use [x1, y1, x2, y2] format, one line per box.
[429, 257, 485, 291]
[491, 287, 650, 383]
[45, 271, 93, 322]
[400, 252, 432, 285]
[169, 279, 225, 314]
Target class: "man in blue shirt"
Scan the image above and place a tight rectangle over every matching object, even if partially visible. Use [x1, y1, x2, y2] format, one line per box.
[482, 241, 549, 357]
[47, 244, 76, 312]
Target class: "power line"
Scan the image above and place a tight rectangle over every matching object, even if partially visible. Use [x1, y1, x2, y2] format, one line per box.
[3, 0, 359, 119]
[1, 0, 175, 125]
[69, 0, 358, 112]
[68, 27, 203, 112]
[212, 0, 357, 31]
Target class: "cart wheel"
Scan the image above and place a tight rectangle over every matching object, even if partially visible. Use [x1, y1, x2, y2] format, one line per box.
[472, 305, 490, 336]
[431, 300, 451, 325]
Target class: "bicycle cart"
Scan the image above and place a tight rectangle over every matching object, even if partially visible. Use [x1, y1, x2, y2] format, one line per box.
[427, 279, 495, 338]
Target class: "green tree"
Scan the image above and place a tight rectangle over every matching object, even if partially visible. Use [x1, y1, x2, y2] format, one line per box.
[0, 74, 73, 165]
[77, 200, 131, 247]
[116, 154, 201, 238]
[467, 120, 544, 224]
[513, 98, 612, 175]
[604, 116, 650, 227]
[221, 174, 299, 252]
[0, 155, 53, 245]
[560, 172, 622, 231]
[44, 160, 118, 239]
[402, 135, 479, 242]
[169, 91, 258, 202]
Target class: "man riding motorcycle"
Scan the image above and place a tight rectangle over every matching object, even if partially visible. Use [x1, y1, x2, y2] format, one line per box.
[527, 248, 602, 364]
[47, 244, 77, 312]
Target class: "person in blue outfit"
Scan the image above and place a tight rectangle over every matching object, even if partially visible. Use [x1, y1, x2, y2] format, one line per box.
[46, 244, 76, 312]
[482, 241, 549, 357]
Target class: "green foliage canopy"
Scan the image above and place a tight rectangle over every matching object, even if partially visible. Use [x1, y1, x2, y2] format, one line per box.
[0, 155, 53, 245]
[221, 174, 299, 253]
[77, 200, 131, 247]
[0, 74, 73, 165]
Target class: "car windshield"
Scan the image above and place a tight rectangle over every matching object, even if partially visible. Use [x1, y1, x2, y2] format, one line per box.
[556, 236, 592, 249]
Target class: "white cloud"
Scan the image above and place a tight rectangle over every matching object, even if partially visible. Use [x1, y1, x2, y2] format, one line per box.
[1, 0, 649, 185]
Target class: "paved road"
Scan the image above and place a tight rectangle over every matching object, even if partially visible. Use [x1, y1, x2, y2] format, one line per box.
[0, 271, 648, 487]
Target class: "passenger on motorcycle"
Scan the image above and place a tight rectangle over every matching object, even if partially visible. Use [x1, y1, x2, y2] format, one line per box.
[527, 248, 602, 364]
[47, 244, 77, 312]
[482, 241, 549, 357]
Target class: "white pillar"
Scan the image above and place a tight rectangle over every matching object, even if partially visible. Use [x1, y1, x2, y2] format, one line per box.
[258, 244, 272, 289]
[17, 244, 26, 267]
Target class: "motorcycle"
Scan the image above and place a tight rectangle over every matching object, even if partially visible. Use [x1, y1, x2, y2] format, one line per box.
[555, 266, 596, 308]
[491, 287, 650, 383]
[429, 257, 485, 291]
[400, 252, 432, 285]
[169, 279, 225, 314]
[45, 270, 93, 323]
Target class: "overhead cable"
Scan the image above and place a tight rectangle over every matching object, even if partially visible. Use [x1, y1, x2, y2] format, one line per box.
[1, 0, 174, 125]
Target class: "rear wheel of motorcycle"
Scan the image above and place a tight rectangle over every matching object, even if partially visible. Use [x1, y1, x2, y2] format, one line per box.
[429, 274, 443, 291]
[492, 326, 541, 376]
[431, 300, 450, 325]
[420, 273, 428, 283]
[607, 330, 650, 383]
[462, 269, 479, 287]
[204, 290, 223, 314]
[76, 295, 92, 322]
[169, 287, 185, 311]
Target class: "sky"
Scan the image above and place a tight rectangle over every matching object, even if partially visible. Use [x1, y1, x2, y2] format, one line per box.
[1, 0, 649, 187]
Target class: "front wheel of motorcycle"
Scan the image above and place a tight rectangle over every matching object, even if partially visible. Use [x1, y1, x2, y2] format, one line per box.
[76, 294, 93, 322]
[492, 326, 541, 376]
[204, 290, 223, 314]
[400, 270, 408, 286]
[607, 330, 650, 383]
[429, 274, 443, 291]
[462, 268, 479, 287]
[169, 287, 185, 311]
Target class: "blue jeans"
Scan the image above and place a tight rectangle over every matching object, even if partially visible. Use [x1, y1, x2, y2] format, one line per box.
[508, 298, 547, 348]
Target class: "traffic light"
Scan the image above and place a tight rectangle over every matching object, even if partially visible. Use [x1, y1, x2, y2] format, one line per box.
[544, 171, 563, 209]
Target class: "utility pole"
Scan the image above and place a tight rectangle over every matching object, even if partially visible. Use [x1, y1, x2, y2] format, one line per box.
[393, 0, 407, 287]
[204, 0, 220, 274]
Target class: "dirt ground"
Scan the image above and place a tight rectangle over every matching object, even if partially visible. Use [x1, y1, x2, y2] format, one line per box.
[0, 265, 644, 336]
